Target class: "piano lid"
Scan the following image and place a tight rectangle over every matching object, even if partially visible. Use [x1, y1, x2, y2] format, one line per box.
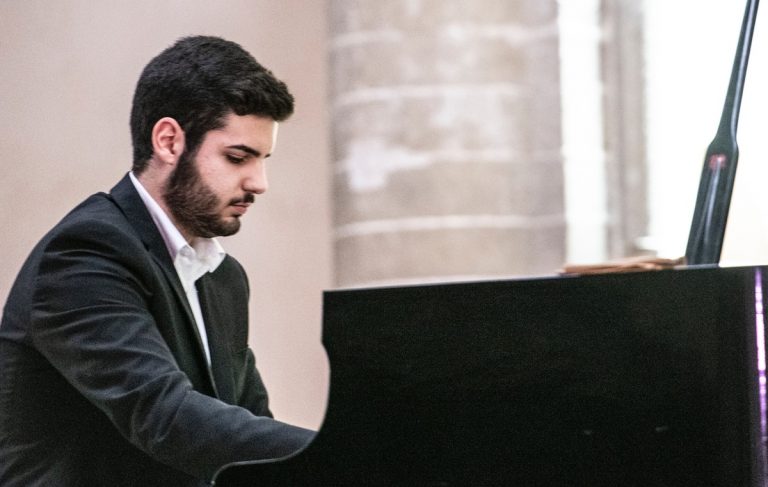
[685, 0, 759, 265]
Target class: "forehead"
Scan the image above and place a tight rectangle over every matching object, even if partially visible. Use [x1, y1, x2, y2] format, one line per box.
[205, 113, 278, 149]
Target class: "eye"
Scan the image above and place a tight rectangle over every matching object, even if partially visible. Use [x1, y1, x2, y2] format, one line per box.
[226, 154, 246, 165]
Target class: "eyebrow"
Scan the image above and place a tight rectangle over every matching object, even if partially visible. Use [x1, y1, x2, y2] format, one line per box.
[226, 144, 270, 158]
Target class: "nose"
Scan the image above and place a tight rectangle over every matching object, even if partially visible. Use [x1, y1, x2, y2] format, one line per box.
[244, 162, 268, 195]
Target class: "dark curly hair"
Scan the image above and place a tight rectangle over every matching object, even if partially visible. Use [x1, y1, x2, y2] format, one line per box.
[130, 36, 294, 173]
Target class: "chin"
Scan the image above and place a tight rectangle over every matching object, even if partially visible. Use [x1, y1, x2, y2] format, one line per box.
[218, 220, 241, 237]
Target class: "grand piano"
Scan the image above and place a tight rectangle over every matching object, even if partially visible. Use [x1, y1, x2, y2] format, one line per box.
[213, 1, 766, 485]
[213, 266, 767, 486]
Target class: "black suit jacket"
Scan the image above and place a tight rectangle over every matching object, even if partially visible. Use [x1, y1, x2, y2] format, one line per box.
[0, 174, 313, 486]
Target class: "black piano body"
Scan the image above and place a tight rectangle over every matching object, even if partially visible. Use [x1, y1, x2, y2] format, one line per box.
[214, 265, 768, 486]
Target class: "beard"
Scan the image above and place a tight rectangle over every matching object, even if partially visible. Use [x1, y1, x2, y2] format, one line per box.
[163, 150, 245, 239]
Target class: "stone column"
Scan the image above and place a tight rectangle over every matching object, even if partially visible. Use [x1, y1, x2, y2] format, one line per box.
[330, 0, 564, 288]
[600, 0, 648, 257]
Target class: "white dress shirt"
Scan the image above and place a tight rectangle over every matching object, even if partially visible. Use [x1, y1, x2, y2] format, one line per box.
[129, 172, 225, 366]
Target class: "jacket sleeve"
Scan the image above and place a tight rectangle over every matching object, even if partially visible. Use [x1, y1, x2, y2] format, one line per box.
[237, 347, 274, 416]
[29, 220, 314, 481]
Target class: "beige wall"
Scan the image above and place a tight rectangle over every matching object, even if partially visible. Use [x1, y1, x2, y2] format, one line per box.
[0, 1, 331, 430]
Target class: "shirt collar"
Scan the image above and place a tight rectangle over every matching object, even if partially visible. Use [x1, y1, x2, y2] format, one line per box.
[129, 172, 226, 282]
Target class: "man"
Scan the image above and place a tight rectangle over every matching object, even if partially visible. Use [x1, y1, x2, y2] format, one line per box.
[0, 36, 314, 485]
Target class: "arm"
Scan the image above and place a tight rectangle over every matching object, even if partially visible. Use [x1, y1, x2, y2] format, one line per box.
[30, 220, 313, 480]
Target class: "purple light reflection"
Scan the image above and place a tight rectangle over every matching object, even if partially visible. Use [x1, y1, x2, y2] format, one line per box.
[755, 268, 767, 468]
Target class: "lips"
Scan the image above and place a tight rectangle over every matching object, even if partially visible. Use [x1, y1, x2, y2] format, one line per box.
[230, 203, 250, 216]
[229, 194, 254, 216]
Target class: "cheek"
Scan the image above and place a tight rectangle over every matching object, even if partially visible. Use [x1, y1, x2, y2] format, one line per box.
[194, 152, 243, 196]
[194, 154, 218, 180]
[206, 170, 243, 202]
[196, 158, 230, 191]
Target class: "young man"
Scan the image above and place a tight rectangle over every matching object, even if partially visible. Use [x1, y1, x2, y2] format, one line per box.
[0, 36, 314, 486]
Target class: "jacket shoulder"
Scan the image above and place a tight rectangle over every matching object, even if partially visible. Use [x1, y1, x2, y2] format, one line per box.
[40, 192, 144, 254]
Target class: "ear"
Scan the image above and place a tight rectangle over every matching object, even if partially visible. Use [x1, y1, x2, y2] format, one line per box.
[151, 117, 185, 166]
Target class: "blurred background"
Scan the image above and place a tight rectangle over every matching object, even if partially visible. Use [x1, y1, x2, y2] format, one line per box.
[1, 0, 767, 430]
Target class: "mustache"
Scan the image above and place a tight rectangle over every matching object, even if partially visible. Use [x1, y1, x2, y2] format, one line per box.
[229, 193, 255, 205]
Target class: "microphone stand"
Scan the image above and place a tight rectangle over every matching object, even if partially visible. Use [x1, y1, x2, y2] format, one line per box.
[685, 0, 759, 266]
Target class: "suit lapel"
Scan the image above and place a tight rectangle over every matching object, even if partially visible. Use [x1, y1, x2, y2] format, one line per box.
[196, 274, 236, 404]
[108, 174, 220, 397]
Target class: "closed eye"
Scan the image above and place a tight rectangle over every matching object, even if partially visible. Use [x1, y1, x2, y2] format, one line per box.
[227, 154, 246, 164]
[226, 144, 264, 159]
